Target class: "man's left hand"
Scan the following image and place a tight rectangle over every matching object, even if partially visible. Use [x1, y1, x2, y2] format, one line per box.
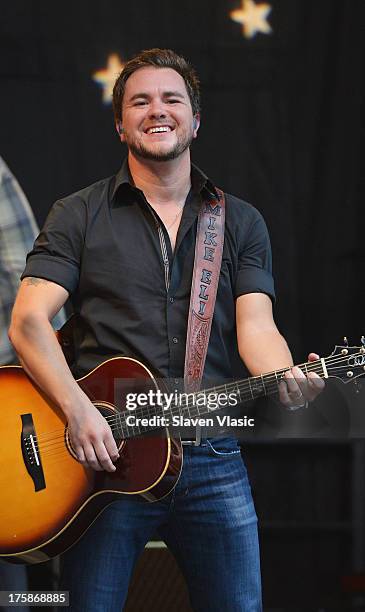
[278, 353, 325, 409]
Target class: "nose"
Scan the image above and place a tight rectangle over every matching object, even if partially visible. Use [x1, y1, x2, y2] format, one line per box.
[148, 97, 167, 119]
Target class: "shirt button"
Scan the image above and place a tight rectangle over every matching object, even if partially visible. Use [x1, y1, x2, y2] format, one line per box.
[172, 337, 178, 344]
[169, 297, 174, 303]
[174, 378, 179, 385]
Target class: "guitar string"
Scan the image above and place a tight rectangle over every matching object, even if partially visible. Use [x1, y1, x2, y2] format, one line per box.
[32, 353, 350, 445]
[31, 353, 363, 454]
[32, 358, 364, 458]
[32, 371, 355, 457]
[28, 352, 363, 450]
[32, 362, 327, 451]
[32, 353, 362, 448]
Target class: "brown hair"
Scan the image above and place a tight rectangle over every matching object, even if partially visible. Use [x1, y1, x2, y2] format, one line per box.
[112, 48, 200, 124]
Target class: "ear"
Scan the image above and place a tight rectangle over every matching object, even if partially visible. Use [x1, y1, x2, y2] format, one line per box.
[192, 114, 200, 139]
[116, 122, 125, 141]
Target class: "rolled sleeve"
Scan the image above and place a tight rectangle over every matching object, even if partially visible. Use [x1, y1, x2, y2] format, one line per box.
[235, 209, 275, 302]
[21, 197, 86, 294]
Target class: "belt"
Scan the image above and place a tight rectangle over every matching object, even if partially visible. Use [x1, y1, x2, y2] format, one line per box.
[181, 425, 206, 446]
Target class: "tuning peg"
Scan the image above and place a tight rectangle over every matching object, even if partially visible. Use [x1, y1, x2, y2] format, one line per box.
[341, 336, 349, 355]
[361, 336, 365, 354]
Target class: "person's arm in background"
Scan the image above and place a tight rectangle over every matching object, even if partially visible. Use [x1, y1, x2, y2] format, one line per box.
[0, 156, 65, 365]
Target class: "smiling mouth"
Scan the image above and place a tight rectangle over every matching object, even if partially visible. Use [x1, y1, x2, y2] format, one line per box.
[145, 126, 173, 135]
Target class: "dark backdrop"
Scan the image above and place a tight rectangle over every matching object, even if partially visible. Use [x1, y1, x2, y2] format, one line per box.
[1, 0, 364, 359]
[1, 1, 365, 609]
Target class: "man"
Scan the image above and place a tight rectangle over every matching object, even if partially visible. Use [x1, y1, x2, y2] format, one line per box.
[9, 49, 323, 611]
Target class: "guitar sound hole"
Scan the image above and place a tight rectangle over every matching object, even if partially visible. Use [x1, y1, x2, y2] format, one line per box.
[95, 402, 125, 448]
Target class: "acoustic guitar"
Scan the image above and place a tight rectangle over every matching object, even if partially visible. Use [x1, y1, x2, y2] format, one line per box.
[0, 341, 364, 564]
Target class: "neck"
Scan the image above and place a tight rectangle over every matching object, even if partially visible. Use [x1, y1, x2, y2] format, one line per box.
[127, 150, 192, 204]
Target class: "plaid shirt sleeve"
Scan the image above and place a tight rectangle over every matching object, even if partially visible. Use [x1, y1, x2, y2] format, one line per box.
[0, 157, 66, 365]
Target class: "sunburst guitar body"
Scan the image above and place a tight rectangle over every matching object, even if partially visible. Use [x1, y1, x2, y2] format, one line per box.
[0, 358, 182, 564]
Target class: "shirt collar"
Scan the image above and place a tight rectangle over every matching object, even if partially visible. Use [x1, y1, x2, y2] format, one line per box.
[111, 159, 134, 200]
[111, 158, 219, 202]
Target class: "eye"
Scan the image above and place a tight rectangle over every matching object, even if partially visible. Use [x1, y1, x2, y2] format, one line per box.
[134, 100, 148, 106]
[166, 99, 180, 104]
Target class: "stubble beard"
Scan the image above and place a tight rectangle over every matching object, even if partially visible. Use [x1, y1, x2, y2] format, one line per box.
[126, 129, 194, 162]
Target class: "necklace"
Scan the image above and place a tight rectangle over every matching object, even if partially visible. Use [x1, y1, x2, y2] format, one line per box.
[166, 203, 185, 231]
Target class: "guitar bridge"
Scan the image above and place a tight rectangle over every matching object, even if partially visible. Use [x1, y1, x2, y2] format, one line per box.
[21, 413, 46, 492]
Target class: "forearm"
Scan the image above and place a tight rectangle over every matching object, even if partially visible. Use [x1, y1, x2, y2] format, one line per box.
[236, 294, 324, 407]
[9, 312, 86, 417]
[239, 328, 294, 376]
[9, 310, 119, 472]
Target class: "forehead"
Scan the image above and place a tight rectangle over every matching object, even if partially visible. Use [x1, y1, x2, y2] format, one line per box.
[123, 66, 189, 99]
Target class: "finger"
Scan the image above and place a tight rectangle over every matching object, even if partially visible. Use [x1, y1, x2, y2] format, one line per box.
[291, 366, 306, 384]
[280, 369, 310, 408]
[103, 426, 120, 457]
[307, 371, 326, 399]
[69, 431, 87, 463]
[84, 444, 104, 472]
[74, 445, 86, 463]
[291, 367, 310, 399]
[308, 371, 325, 384]
[308, 353, 320, 362]
[93, 441, 117, 472]
[104, 437, 120, 463]
[284, 369, 304, 399]
[278, 379, 293, 407]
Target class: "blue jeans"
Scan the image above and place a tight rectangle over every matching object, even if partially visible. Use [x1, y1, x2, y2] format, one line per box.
[0, 562, 30, 612]
[60, 438, 262, 611]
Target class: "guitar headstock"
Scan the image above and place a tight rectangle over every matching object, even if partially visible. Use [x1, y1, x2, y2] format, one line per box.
[325, 337, 365, 383]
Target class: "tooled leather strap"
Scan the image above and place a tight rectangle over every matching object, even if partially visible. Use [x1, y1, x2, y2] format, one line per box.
[184, 188, 226, 392]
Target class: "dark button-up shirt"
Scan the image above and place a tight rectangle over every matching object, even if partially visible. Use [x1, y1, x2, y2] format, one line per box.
[22, 161, 275, 385]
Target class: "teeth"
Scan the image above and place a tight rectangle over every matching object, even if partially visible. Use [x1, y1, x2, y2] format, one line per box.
[147, 126, 171, 134]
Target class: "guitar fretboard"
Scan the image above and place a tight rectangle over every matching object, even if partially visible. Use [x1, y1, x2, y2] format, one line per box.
[112, 357, 331, 440]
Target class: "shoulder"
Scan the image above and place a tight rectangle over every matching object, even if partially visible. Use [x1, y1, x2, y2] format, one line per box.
[56, 175, 114, 211]
[221, 191, 270, 245]
[45, 175, 115, 231]
[223, 191, 265, 223]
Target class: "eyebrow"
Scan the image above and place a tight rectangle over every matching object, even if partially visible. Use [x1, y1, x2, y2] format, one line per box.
[128, 91, 186, 102]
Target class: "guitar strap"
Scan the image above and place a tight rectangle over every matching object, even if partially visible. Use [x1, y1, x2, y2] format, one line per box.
[184, 188, 226, 395]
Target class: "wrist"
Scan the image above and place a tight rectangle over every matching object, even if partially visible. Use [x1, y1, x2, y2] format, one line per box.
[286, 399, 309, 411]
[272, 395, 309, 411]
[59, 386, 88, 417]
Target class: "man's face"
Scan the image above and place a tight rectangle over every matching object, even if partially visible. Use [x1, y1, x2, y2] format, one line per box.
[118, 67, 200, 162]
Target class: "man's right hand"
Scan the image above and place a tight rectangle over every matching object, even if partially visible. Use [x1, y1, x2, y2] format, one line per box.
[9, 278, 120, 474]
[67, 398, 120, 473]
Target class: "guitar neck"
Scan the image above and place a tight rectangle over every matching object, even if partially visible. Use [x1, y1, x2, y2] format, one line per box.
[168, 357, 329, 417]
[116, 356, 330, 440]
[229, 358, 328, 402]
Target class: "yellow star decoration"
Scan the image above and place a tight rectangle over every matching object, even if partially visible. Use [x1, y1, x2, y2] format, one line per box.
[92, 54, 125, 104]
[230, 0, 272, 39]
